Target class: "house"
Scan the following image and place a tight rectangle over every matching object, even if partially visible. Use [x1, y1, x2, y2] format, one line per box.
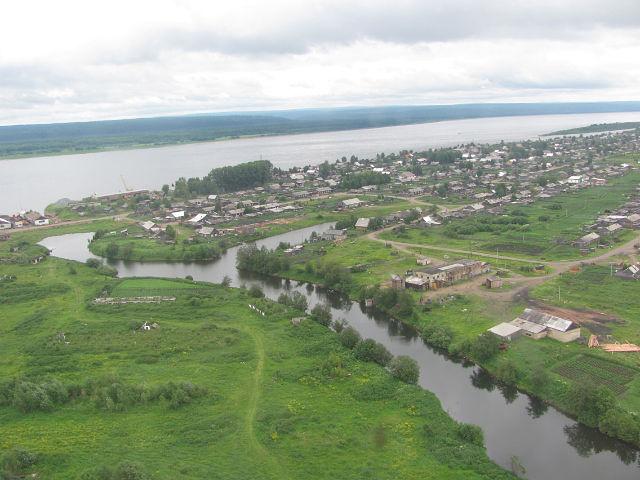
[567, 175, 585, 185]
[390, 274, 405, 290]
[605, 223, 622, 235]
[355, 218, 371, 230]
[420, 216, 441, 227]
[170, 210, 185, 220]
[339, 198, 363, 209]
[188, 213, 207, 224]
[485, 276, 503, 289]
[140, 220, 156, 231]
[488, 323, 522, 341]
[575, 232, 600, 249]
[511, 308, 581, 342]
[624, 213, 640, 229]
[414, 259, 489, 289]
[0, 216, 12, 230]
[293, 190, 311, 199]
[316, 187, 332, 195]
[34, 217, 50, 226]
[197, 226, 216, 237]
[321, 229, 348, 242]
[405, 276, 427, 290]
[616, 264, 640, 280]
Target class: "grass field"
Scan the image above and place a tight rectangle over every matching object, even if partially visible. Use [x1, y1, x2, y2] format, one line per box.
[531, 266, 640, 344]
[380, 170, 640, 261]
[0, 258, 512, 479]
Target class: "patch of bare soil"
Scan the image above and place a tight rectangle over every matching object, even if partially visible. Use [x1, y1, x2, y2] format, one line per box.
[527, 298, 624, 336]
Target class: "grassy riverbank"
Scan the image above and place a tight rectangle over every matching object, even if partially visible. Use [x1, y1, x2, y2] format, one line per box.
[0, 256, 514, 479]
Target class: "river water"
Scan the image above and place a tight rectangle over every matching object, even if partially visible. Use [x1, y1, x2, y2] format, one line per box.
[4, 111, 640, 214]
[39, 225, 640, 480]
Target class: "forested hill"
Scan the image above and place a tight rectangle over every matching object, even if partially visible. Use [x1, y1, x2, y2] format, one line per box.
[545, 121, 640, 136]
[2, 101, 640, 159]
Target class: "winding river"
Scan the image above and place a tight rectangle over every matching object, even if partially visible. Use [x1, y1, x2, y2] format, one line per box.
[39, 225, 640, 479]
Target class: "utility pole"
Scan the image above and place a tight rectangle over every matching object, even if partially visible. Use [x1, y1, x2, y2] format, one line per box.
[558, 284, 561, 302]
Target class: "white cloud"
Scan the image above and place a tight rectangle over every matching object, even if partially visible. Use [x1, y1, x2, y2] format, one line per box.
[0, 0, 639, 124]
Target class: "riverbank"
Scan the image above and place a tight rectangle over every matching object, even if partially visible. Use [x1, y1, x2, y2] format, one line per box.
[0, 251, 518, 478]
[235, 234, 640, 451]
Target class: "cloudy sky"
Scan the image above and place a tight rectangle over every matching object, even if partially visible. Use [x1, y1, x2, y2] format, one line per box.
[1, 0, 639, 125]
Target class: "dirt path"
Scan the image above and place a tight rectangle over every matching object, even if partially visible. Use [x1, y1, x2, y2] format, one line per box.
[242, 327, 289, 480]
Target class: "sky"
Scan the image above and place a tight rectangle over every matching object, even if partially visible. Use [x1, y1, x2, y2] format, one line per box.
[1, 0, 639, 125]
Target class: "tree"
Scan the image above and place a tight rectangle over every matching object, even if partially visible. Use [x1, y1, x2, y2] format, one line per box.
[456, 423, 484, 447]
[221, 275, 232, 287]
[165, 225, 177, 241]
[567, 383, 616, 427]
[389, 356, 420, 384]
[105, 242, 119, 259]
[354, 339, 392, 366]
[470, 333, 500, 362]
[310, 304, 332, 326]
[339, 327, 361, 349]
[161, 184, 170, 196]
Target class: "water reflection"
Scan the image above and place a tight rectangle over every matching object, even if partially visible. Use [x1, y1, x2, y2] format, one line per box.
[564, 423, 639, 465]
[526, 397, 548, 419]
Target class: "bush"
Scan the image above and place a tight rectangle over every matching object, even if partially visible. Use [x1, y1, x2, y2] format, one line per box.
[310, 304, 332, 326]
[354, 339, 392, 366]
[456, 423, 485, 447]
[13, 380, 54, 412]
[96, 265, 118, 277]
[423, 325, 453, 350]
[248, 285, 265, 298]
[389, 356, 420, 384]
[494, 359, 519, 385]
[1, 447, 38, 478]
[598, 408, 640, 446]
[470, 333, 500, 362]
[86, 258, 101, 268]
[221, 275, 232, 287]
[80, 461, 153, 480]
[567, 383, 616, 427]
[339, 327, 361, 349]
[277, 291, 308, 311]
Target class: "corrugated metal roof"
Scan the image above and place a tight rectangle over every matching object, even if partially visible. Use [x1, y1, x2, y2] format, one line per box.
[517, 308, 573, 332]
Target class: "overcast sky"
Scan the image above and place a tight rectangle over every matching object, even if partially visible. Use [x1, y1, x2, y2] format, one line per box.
[1, 0, 639, 125]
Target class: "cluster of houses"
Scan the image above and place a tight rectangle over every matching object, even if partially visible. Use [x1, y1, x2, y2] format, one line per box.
[0, 211, 52, 231]
[489, 308, 581, 343]
[390, 259, 490, 291]
[575, 185, 640, 250]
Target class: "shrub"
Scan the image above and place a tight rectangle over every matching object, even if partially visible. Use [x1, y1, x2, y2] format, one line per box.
[423, 325, 453, 350]
[310, 304, 332, 326]
[456, 423, 485, 447]
[339, 327, 361, 349]
[86, 258, 101, 268]
[354, 339, 392, 367]
[80, 461, 153, 480]
[221, 275, 232, 287]
[598, 408, 640, 446]
[494, 359, 519, 385]
[13, 380, 54, 413]
[96, 265, 118, 277]
[1, 447, 38, 478]
[528, 366, 550, 391]
[470, 333, 500, 362]
[277, 291, 308, 311]
[389, 356, 420, 384]
[248, 285, 265, 298]
[567, 383, 616, 427]
[320, 352, 346, 378]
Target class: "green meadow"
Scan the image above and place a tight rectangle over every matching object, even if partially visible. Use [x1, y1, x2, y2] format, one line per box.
[0, 257, 512, 479]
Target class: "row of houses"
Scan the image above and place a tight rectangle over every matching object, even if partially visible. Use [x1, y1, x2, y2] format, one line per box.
[0, 212, 51, 230]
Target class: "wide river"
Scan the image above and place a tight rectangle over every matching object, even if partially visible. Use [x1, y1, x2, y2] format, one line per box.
[4, 111, 640, 214]
[40, 225, 640, 480]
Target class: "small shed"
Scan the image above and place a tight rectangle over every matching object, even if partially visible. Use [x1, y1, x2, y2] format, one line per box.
[405, 276, 427, 290]
[355, 218, 371, 230]
[488, 323, 522, 341]
[485, 276, 503, 289]
[390, 274, 405, 290]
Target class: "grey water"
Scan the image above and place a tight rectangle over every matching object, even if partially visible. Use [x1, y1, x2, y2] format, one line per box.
[4, 111, 640, 214]
[39, 224, 640, 480]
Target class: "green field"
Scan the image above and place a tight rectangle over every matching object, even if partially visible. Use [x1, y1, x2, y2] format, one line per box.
[0, 257, 513, 479]
[380, 170, 640, 260]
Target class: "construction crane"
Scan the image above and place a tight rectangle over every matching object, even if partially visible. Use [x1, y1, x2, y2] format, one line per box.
[120, 175, 133, 192]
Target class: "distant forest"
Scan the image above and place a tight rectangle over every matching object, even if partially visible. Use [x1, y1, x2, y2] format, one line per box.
[546, 121, 640, 136]
[2, 101, 640, 159]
